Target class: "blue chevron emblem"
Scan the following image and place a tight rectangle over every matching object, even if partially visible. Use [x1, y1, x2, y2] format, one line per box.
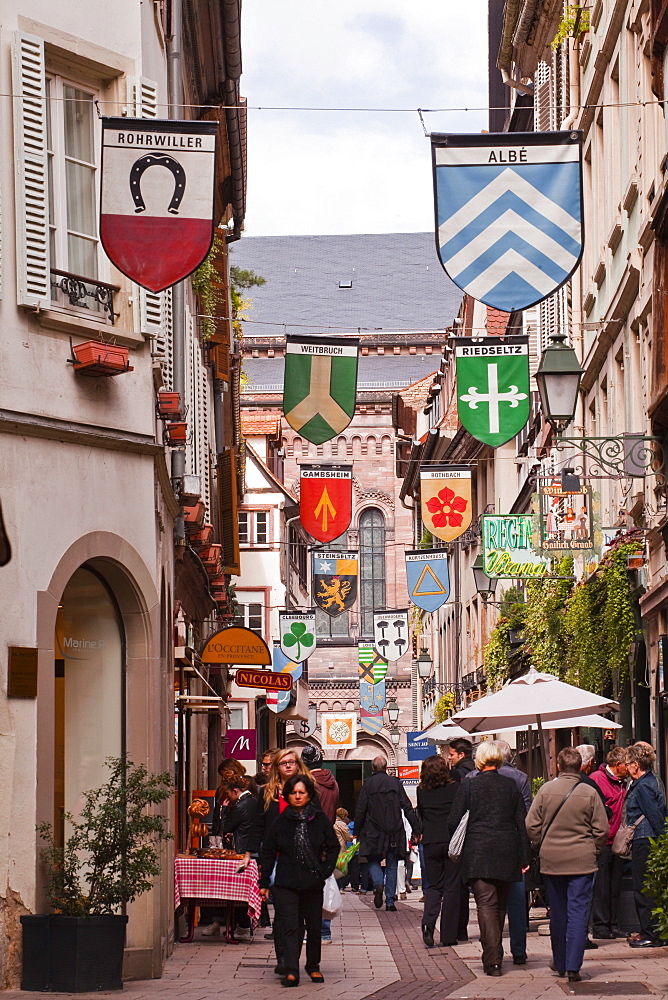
[431, 132, 583, 312]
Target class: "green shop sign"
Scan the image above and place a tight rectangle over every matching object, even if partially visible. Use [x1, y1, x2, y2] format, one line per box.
[482, 514, 550, 579]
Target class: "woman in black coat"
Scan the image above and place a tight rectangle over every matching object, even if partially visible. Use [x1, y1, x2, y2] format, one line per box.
[449, 742, 530, 977]
[260, 774, 339, 987]
[417, 754, 461, 948]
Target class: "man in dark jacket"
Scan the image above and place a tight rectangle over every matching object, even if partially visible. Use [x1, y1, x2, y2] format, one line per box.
[301, 745, 340, 822]
[354, 757, 420, 911]
[447, 738, 475, 781]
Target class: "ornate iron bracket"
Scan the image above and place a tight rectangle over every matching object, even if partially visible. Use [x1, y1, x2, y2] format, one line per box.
[553, 434, 667, 480]
[51, 269, 120, 325]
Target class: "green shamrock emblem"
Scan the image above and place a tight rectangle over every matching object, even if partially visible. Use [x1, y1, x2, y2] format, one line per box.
[283, 622, 315, 660]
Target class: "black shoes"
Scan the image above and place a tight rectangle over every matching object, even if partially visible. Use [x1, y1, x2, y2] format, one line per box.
[440, 941, 457, 947]
[549, 963, 565, 976]
[386, 904, 397, 911]
[629, 938, 664, 948]
[584, 938, 598, 950]
[374, 886, 384, 909]
[567, 971, 581, 982]
[593, 929, 615, 939]
[485, 965, 502, 977]
[422, 925, 434, 948]
[611, 926, 626, 938]
[512, 954, 527, 965]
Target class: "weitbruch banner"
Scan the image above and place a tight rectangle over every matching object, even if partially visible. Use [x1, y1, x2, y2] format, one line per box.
[283, 335, 359, 444]
[431, 131, 583, 312]
[420, 466, 472, 543]
[455, 337, 530, 447]
[100, 118, 218, 292]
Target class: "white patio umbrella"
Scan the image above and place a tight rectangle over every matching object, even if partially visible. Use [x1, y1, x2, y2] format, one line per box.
[424, 720, 474, 743]
[450, 667, 620, 775]
[425, 712, 621, 743]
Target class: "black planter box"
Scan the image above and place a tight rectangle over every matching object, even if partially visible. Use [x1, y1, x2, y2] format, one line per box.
[21, 914, 128, 992]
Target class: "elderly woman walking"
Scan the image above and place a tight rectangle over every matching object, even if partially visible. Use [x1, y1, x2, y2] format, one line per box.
[625, 743, 667, 948]
[448, 741, 530, 977]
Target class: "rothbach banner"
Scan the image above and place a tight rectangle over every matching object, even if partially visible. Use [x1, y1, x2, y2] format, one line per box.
[420, 466, 472, 543]
[100, 118, 217, 292]
[431, 131, 583, 312]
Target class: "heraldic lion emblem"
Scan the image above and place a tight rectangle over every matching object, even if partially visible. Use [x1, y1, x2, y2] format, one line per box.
[316, 576, 351, 612]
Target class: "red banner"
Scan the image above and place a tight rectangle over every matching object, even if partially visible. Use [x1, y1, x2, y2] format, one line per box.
[299, 465, 353, 544]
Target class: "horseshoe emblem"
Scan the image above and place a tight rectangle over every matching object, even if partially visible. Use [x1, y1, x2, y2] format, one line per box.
[129, 154, 186, 214]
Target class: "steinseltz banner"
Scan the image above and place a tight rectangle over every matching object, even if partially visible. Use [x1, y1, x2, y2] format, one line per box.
[431, 131, 583, 312]
[313, 551, 358, 617]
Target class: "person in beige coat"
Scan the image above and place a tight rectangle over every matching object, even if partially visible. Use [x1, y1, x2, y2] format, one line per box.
[526, 747, 608, 983]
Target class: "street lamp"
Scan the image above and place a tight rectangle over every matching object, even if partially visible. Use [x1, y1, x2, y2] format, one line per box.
[417, 647, 433, 679]
[472, 555, 498, 603]
[389, 726, 401, 746]
[534, 332, 584, 435]
[386, 698, 400, 725]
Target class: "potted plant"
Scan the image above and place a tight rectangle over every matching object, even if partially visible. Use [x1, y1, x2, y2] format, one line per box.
[188, 523, 213, 548]
[71, 341, 133, 377]
[165, 421, 187, 444]
[22, 757, 172, 993]
[156, 391, 181, 417]
[184, 501, 206, 528]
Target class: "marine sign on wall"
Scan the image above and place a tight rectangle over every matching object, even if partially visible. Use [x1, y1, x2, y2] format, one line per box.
[100, 118, 218, 292]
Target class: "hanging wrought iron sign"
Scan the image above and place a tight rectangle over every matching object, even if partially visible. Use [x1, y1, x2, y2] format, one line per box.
[100, 118, 218, 292]
[539, 481, 594, 551]
[482, 514, 550, 579]
[431, 130, 583, 312]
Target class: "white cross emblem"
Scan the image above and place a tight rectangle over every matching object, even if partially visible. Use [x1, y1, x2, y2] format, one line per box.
[459, 363, 528, 435]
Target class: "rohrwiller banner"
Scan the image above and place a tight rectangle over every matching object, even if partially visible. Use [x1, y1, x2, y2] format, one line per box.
[283, 335, 359, 444]
[455, 336, 530, 447]
[299, 465, 353, 543]
[100, 118, 217, 292]
[431, 131, 583, 312]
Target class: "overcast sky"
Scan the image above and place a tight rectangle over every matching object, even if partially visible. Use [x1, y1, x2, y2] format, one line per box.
[240, 1, 489, 237]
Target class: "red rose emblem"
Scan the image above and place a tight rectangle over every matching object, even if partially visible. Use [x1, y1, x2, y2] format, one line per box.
[426, 486, 468, 528]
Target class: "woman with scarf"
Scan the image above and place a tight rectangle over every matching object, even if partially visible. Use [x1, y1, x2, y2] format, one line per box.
[260, 774, 339, 987]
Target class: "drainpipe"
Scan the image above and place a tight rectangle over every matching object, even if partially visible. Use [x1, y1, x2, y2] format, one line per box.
[168, 0, 186, 539]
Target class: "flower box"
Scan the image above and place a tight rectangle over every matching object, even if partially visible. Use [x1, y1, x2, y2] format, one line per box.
[72, 341, 132, 377]
[189, 523, 213, 547]
[157, 391, 182, 417]
[184, 501, 206, 528]
[199, 544, 222, 566]
[165, 421, 187, 444]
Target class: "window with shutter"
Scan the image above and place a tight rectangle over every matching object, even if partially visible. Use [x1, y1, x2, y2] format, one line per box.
[218, 448, 240, 574]
[13, 31, 50, 307]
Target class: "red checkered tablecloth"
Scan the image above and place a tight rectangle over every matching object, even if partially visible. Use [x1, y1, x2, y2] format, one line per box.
[174, 857, 262, 925]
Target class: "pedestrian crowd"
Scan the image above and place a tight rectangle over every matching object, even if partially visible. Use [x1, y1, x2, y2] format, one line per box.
[196, 736, 667, 986]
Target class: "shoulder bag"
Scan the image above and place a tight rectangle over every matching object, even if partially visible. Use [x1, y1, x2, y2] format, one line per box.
[611, 814, 645, 857]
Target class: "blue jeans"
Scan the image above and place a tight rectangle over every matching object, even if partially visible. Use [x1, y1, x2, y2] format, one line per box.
[543, 873, 595, 973]
[506, 877, 527, 958]
[321, 918, 331, 942]
[367, 850, 399, 906]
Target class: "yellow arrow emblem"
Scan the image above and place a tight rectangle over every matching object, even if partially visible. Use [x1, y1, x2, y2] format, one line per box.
[314, 486, 337, 532]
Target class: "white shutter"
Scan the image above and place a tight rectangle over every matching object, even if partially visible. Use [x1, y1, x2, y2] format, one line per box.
[184, 309, 212, 519]
[138, 78, 158, 119]
[148, 287, 173, 390]
[12, 32, 50, 308]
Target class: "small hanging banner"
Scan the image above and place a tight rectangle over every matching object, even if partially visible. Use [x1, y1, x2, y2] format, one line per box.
[283, 335, 359, 444]
[279, 612, 317, 661]
[313, 551, 358, 616]
[100, 118, 218, 292]
[373, 610, 409, 663]
[431, 130, 583, 312]
[455, 337, 530, 447]
[321, 712, 358, 749]
[405, 549, 451, 612]
[420, 466, 472, 543]
[539, 481, 594, 551]
[358, 643, 388, 684]
[360, 680, 386, 735]
[272, 644, 303, 682]
[299, 465, 353, 543]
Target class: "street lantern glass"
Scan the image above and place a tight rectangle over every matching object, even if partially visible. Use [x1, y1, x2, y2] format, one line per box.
[417, 647, 433, 679]
[386, 698, 400, 725]
[472, 555, 498, 602]
[390, 727, 401, 746]
[534, 333, 584, 433]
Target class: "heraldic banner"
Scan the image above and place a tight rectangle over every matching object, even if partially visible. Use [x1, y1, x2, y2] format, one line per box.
[431, 131, 583, 312]
[358, 643, 388, 684]
[360, 679, 385, 735]
[455, 336, 529, 447]
[300, 465, 353, 543]
[100, 118, 218, 292]
[279, 612, 316, 661]
[283, 335, 359, 444]
[313, 551, 358, 617]
[405, 549, 451, 612]
[373, 610, 409, 663]
[420, 466, 472, 543]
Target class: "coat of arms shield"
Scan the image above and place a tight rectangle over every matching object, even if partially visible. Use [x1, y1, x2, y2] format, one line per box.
[455, 337, 530, 447]
[279, 612, 317, 661]
[420, 466, 472, 543]
[373, 610, 409, 663]
[405, 549, 451, 612]
[313, 552, 358, 617]
[100, 118, 218, 292]
[299, 465, 353, 544]
[432, 131, 583, 312]
[283, 336, 359, 444]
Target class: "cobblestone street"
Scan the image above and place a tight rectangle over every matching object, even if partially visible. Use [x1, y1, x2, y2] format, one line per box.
[10, 892, 668, 1000]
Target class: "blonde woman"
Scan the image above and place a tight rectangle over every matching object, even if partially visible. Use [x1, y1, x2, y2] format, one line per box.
[263, 749, 312, 829]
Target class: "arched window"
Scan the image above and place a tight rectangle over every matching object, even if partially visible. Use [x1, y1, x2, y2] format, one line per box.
[359, 508, 386, 636]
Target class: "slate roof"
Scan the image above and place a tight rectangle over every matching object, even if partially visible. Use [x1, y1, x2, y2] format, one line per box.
[243, 354, 440, 391]
[230, 233, 463, 336]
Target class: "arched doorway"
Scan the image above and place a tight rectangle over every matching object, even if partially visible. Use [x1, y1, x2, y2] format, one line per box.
[53, 566, 124, 842]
